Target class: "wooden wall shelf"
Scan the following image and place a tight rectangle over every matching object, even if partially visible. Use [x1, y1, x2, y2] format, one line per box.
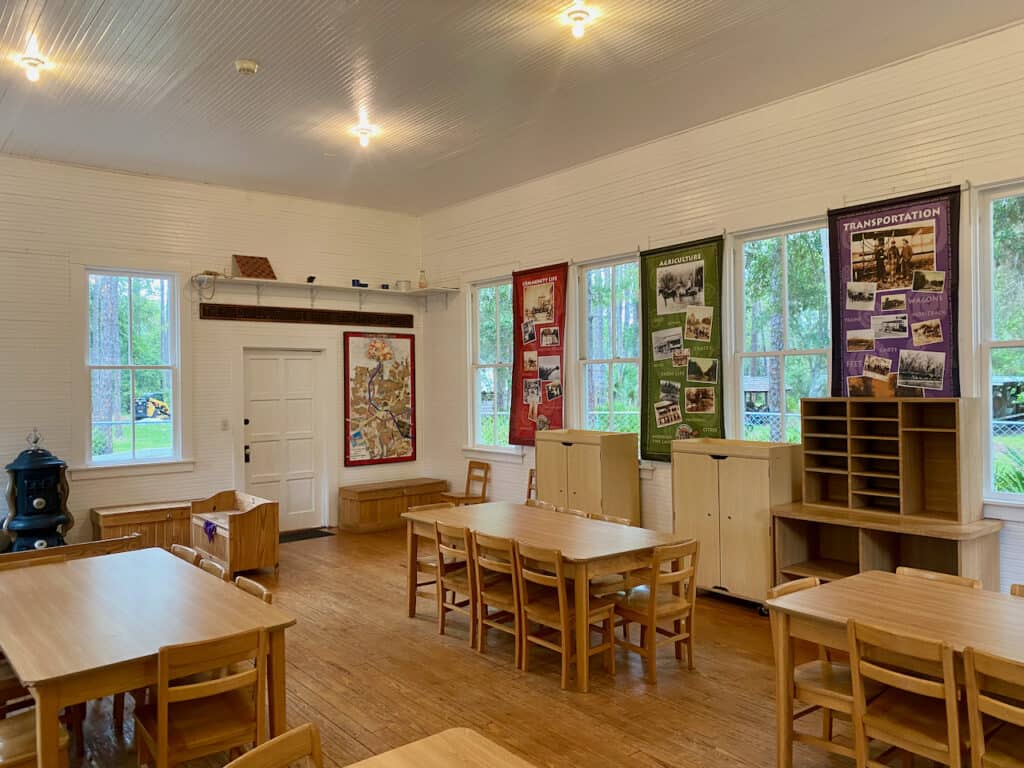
[199, 275, 460, 311]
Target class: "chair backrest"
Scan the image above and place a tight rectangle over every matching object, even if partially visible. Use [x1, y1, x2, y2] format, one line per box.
[560, 507, 588, 518]
[199, 558, 230, 581]
[964, 645, 1024, 765]
[155, 629, 266, 767]
[224, 723, 323, 768]
[464, 461, 491, 498]
[644, 540, 699, 621]
[434, 522, 472, 581]
[1011, 583, 1023, 597]
[525, 499, 558, 511]
[0, 553, 65, 571]
[526, 469, 537, 502]
[171, 544, 202, 566]
[514, 541, 567, 613]
[473, 532, 516, 580]
[588, 512, 632, 526]
[408, 502, 454, 513]
[895, 566, 981, 590]
[0, 533, 143, 567]
[235, 576, 273, 604]
[767, 576, 821, 600]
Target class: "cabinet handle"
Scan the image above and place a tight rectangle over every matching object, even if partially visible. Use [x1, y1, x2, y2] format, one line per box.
[709, 454, 728, 461]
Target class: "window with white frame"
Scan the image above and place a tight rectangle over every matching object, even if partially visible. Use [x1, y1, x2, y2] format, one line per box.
[983, 189, 1024, 500]
[87, 270, 179, 464]
[472, 280, 514, 447]
[579, 259, 641, 432]
[737, 226, 831, 442]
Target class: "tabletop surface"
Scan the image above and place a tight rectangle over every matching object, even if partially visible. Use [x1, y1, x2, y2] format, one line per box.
[345, 728, 537, 767]
[767, 570, 1024, 661]
[402, 501, 685, 562]
[0, 548, 295, 685]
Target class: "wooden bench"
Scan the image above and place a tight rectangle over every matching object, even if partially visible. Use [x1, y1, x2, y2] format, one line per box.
[190, 491, 279, 578]
[90, 501, 192, 550]
[339, 478, 449, 532]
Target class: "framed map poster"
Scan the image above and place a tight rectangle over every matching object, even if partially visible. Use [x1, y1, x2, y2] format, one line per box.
[828, 186, 960, 397]
[344, 332, 416, 466]
[639, 236, 724, 461]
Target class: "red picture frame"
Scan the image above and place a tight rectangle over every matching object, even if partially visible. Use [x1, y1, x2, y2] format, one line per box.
[343, 332, 416, 466]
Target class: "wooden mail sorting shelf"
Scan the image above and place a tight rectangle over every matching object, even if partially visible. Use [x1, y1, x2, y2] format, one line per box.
[339, 477, 449, 532]
[190, 490, 279, 578]
[90, 500, 193, 549]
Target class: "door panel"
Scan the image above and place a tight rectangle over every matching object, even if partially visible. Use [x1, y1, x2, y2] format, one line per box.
[567, 443, 602, 514]
[536, 440, 567, 507]
[672, 452, 720, 589]
[719, 456, 772, 602]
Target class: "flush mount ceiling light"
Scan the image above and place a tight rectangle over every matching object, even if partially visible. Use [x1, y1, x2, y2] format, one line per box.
[16, 33, 48, 82]
[349, 107, 380, 148]
[562, 0, 599, 39]
[234, 59, 259, 75]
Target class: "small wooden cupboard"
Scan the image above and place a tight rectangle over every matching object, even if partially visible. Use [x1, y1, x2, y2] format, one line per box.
[534, 430, 640, 523]
[672, 439, 801, 604]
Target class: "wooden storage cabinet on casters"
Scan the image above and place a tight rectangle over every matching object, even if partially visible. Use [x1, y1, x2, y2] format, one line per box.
[90, 501, 192, 549]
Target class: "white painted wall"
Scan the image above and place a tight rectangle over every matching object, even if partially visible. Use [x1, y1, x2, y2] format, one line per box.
[0, 154, 424, 540]
[418, 23, 1024, 588]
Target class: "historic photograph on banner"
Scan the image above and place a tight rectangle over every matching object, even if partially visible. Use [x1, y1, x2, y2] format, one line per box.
[897, 349, 945, 390]
[656, 259, 704, 314]
[871, 313, 908, 340]
[659, 379, 681, 404]
[538, 355, 561, 382]
[544, 381, 562, 401]
[687, 357, 719, 384]
[863, 354, 892, 381]
[523, 379, 542, 404]
[523, 281, 555, 323]
[654, 400, 683, 427]
[684, 387, 716, 414]
[881, 293, 907, 312]
[671, 349, 690, 368]
[539, 326, 560, 347]
[523, 350, 538, 373]
[847, 328, 874, 352]
[850, 222, 935, 291]
[846, 282, 877, 312]
[912, 270, 945, 292]
[912, 318, 943, 347]
[684, 305, 713, 342]
[521, 319, 536, 344]
[651, 326, 684, 361]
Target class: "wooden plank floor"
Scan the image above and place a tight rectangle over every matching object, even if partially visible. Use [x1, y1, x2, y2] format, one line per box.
[79, 529, 846, 767]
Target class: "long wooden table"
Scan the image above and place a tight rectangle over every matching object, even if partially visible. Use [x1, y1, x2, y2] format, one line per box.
[766, 570, 1024, 768]
[402, 501, 687, 692]
[0, 547, 296, 766]
[346, 727, 537, 767]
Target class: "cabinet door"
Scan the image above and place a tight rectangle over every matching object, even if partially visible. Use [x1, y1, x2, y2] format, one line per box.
[718, 456, 772, 602]
[567, 443, 602, 514]
[672, 452, 720, 589]
[535, 440, 568, 507]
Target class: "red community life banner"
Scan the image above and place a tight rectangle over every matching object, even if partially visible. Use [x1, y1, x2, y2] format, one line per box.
[509, 262, 568, 446]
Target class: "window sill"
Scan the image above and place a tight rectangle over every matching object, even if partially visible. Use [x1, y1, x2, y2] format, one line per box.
[69, 459, 195, 482]
[461, 445, 526, 465]
[983, 501, 1024, 524]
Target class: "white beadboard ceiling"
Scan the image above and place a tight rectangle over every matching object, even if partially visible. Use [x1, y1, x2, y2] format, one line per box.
[1, 1, 1023, 215]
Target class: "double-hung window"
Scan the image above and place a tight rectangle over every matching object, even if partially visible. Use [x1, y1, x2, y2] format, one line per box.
[736, 226, 831, 442]
[579, 258, 641, 432]
[87, 270, 179, 464]
[471, 280, 514, 447]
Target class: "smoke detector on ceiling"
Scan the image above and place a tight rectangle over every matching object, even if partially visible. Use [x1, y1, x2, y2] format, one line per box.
[234, 59, 259, 75]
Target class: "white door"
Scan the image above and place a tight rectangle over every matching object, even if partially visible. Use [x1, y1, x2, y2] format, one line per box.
[244, 349, 323, 531]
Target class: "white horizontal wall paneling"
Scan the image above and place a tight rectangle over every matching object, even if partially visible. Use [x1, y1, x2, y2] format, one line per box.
[419, 23, 1024, 535]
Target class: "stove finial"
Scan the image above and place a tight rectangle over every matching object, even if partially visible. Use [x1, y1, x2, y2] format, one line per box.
[26, 428, 42, 450]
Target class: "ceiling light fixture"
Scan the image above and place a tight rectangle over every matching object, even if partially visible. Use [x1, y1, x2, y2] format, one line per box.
[349, 107, 380, 148]
[234, 59, 259, 75]
[18, 33, 47, 82]
[563, 0, 597, 39]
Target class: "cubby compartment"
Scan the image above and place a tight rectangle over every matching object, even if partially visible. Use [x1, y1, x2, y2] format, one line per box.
[803, 418, 849, 438]
[901, 430, 958, 520]
[849, 401, 899, 421]
[851, 471, 901, 513]
[804, 471, 849, 509]
[850, 455, 901, 479]
[804, 435, 849, 456]
[901, 401, 957, 431]
[849, 436, 900, 460]
[850, 418, 899, 439]
[805, 452, 849, 473]
[776, 519, 859, 582]
[856, 530, 958, 575]
[802, 399, 848, 419]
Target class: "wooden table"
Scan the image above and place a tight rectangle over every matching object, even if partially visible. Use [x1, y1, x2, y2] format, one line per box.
[345, 727, 537, 767]
[402, 501, 687, 692]
[766, 570, 1024, 768]
[0, 548, 296, 765]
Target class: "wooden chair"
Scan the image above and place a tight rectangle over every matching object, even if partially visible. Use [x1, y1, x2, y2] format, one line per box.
[191, 490, 279, 578]
[560, 507, 588, 518]
[588, 512, 633, 526]
[1011, 584, 1023, 597]
[526, 468, 537, 502]
[235, 576, 273, 604]
[134, 629, 267, 768]
[0, 709, 69, 767]
[434, 521, 476, 647]
[847, 619, 963, 768]
[0, 533, 142, 568]
[199, 558, 230, 581]
[0, 657, 30, 718]
[525, 499, 558, 511]
[611, 540, 699, 683]
[224, 722, 323, 768]
[0, 554, 65, 571]
[170, 544, 202, 566]
[472, 532, 520, 665]
[440, 461, 490, 506]
[406, 502, 455, 616]
[895, 566, 981, 590]
[514, 541, 615, 690]
[768, 577, 884, 761]
[964, 646, 1024, 768]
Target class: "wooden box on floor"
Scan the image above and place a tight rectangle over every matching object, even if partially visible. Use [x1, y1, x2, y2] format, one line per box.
[534, 430, 640, 522]
[90, 501, 192, 549]
[339, 478, 449, 532]
[672, 439, 801, 604]
[190, 491, 279, 577]
[772, 397, 1002, 589]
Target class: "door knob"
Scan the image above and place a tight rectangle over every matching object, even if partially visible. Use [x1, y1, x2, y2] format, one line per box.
[244, 445, 251, 464]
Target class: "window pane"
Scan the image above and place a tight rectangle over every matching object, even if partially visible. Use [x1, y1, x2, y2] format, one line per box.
[475, 367, 496, 445]
[497, 283, 514, 365]
[134, 369, 174, 459]
[585, 267, 613, 360]
[131, 276, 172, 365]
[741, 356, 782, 441]
[476, 287, 497, 364]
[584, 363, 610, 431]
[88, 274, 129, 365]
[784, 354, 829, 442]
[495, 366, 511, 445]
[614, 262, 640, 358]
[992, 195, 1024, 341]
[743, 237, 783, 352]
[991, 347, 1024, 495]
[611, 362, 639, 433]
[91, 368, 132, 462]
[786, 229, 830, 350]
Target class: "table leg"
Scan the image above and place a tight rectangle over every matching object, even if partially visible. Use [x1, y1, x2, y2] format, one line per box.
[268, 628, 287, 738]
[575, 562, 590, 693]
[406, 520, 418, 618]
[770, 609, 794, 768]
[32, 683, 61, 768]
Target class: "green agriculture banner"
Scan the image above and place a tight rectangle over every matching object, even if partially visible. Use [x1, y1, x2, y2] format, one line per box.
[640, 236, 724, 461]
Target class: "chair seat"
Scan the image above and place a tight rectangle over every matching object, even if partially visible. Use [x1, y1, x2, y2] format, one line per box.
[590, 568, 653, 597]
[440, 566, 472, 593]
[440, 492, 486, 504]
[794, 660, 884, 702]
[863, 689, 968, 754]
[524, 591, 613, 626]
[480, 577, 516, 609]
[136, 690, 256, 756]
[0, 709, 69, 765]
[0, 661, 28, 704]
[612, 586, 691, 620]
[985, 723, 1024, 768]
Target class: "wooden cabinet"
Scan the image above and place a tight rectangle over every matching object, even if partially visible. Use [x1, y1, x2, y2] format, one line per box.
[90, 501, 192, 549]
[672, 439, 801, 604]
[535, 430, 640, 523]
[339, 478, 449, 532]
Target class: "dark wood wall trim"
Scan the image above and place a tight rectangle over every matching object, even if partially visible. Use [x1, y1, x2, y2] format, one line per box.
[199, 302, 414, 329]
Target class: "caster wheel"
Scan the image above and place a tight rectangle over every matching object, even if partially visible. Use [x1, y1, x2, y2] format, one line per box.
[757, 606, 769, 617]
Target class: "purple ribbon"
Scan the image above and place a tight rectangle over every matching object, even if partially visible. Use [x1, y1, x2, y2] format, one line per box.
[203, 520, 217, 543]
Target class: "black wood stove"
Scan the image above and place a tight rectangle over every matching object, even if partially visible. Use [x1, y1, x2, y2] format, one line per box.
[2, 429, 74, 552]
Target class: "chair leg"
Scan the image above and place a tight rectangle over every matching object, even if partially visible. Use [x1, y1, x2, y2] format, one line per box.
[113, 692, 125, 731]
[900, 751, 912, 768]
[644, 623, 657, 684]
[436, 583, 446, 635]
[605, 613, 616, 675]
[560, 629, 571, 691]
[822, 708, 833, 742]
[513, 612, 521, 671]
[674, 618, 683, 661]
[522, 626, 531, 674]
[685, 634, 695, 671]
[478, 607, 487, 654]
[621, 621, 630, 642]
